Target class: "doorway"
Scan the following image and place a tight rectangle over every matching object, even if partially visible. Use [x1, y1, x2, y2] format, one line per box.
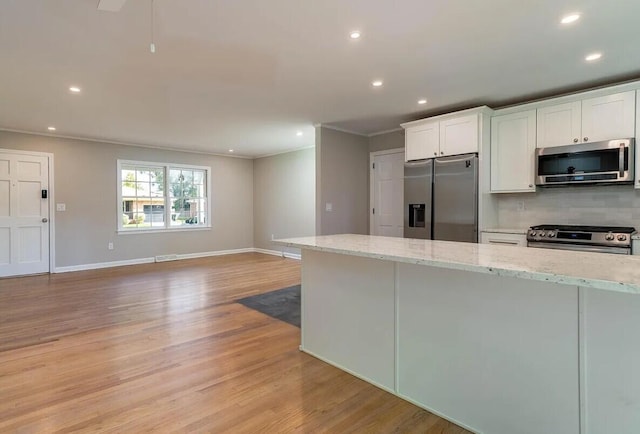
[370, 149, 404, 237]
[0, 149, 53, 277]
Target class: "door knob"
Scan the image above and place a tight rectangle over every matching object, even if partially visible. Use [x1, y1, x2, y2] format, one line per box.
[42, 218, 48, 223]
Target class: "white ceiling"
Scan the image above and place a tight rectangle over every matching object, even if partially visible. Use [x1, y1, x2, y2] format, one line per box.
[1, 0, 640, 157]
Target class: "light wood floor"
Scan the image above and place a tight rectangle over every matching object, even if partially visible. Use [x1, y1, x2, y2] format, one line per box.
[0, 253, 470, 433]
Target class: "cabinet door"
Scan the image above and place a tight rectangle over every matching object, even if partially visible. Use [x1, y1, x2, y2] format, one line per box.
[490, 110, 536, 193]
[536, 101, 581, 148]
[480, 232, 527, 246]
[581, 91, 636, 143]
[439, 114, 478, 156]
[405, 121, 440, 161]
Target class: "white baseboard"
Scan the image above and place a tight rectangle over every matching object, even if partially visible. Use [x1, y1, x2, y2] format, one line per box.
[54, 257, 155, 273]
[53, 248, 297, 273]
[254, 248, 301, 260]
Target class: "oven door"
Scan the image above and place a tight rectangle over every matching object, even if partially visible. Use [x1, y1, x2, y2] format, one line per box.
[527, 241, 631, 255]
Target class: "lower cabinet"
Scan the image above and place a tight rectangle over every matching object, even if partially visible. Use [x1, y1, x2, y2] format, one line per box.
[480, 231, 527, 246]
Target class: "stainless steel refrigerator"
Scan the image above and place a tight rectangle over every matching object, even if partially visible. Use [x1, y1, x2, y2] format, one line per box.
[403, 153, 478, 242]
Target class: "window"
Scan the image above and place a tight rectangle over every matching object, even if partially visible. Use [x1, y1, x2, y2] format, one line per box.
[117, 160, 211, 232]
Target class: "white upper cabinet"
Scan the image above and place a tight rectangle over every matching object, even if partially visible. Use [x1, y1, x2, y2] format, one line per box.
[581, 91, 636, 142]
[536, 101, 581, 147]
[405, 121, 439, 161]
[536, 91, 636, 148]
[491, 110, 536, 193]
[440, 114, 479, 157]
[403, 112, 479, 161]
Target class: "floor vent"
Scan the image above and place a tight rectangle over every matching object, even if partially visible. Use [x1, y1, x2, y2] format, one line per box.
[155, 254, 178, 263]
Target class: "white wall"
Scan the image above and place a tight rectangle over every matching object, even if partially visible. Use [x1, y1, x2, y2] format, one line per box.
[496, 185, 640, 229]
[0, 131, 254, 268]
[253, 148, 315, 255]
[316, 127, 369, 235]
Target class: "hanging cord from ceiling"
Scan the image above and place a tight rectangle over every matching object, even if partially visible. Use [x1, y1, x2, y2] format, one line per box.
[150, 0, 156, 53]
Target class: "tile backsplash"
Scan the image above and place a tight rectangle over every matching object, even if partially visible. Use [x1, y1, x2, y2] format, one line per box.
[497, 185, 640, 229]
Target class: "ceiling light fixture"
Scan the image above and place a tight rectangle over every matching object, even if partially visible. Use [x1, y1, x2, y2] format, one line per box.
[372, 80, 383, 87]
[47, 126, 56, 131]
[561, 13, 581, 24]
[69, 86, 81, 93]
[585, 52, 602, 61]
[350, 31, 361, 39]
[296, 131, 303, 136]
[228, 149, 234, 153]
[418, 99, 427, 105]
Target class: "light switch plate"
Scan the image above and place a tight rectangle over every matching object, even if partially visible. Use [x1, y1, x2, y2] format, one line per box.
[325, 202, 333, 212]
[56, 203, 66, 212]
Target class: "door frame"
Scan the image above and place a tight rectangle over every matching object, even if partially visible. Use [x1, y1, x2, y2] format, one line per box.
[0, 148, 55, 274]
[369, 148, 404, 235]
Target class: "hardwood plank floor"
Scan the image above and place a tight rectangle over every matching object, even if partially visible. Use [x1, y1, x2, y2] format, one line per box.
[0, 253, 470, 433]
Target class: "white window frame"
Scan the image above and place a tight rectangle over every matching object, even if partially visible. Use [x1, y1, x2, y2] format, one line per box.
[116, 160, 212, 234]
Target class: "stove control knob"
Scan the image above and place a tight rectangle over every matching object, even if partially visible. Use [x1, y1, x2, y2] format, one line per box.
[617, 234, 627, 241]
[539, 232, 546, 237]
[530, 231, 537, 237]
[548, 232, 556, 238]
[605, 232, 615, 241]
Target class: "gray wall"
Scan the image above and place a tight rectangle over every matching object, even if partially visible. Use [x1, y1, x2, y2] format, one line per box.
[253, 148, 315, 254]
[369, 129, 404, 153]
[0, 131, 254, 268]
[496, 185, 640, 230]
[316, 127, 369, 235]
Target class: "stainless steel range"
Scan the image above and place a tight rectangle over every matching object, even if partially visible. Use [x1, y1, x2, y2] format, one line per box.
[527, 225, 636, 255]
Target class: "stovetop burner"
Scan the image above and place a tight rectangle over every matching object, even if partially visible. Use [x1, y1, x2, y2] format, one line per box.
[530, 225, 636, 234]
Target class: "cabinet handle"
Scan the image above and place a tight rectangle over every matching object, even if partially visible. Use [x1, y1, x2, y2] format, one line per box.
[440, 151, 444, 155]
[573, 138, 579, 143]
[434, 152, 437, 156]
[583, 137, 589, 142]
[528, 184, 533, 188]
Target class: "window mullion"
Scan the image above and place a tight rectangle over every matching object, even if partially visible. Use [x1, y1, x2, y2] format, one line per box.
[164, 166, 169, 229]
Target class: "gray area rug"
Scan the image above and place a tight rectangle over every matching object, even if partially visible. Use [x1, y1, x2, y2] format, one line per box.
[236, 285, 301, 328]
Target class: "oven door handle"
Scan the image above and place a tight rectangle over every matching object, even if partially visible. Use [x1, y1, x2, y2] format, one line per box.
[527, 241, 631, 255]
[620, 143, 625, 178]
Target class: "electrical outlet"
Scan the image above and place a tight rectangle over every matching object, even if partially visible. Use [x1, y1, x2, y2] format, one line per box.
[325, 202, 333, 212]
[516, 201, 525, 212]
[108, 242, 114, 250]
[271, 234, 275, 241]
[56, 203, 66, 212]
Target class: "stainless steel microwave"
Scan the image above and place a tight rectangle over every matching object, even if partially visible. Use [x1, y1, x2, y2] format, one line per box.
[535, 138, 634, 186]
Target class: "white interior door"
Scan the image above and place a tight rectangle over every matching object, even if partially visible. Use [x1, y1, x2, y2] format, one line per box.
[371, 150, 404, 237]
[0, 151, 50, 277]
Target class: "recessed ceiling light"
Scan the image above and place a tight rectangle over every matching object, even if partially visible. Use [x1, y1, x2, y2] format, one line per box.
[585, 52, 602, 61]
[372, 80, 383, 87]
[561, 13, 581, 24]
[228, 149, 234, 153]
[418, 99, 427, 105]
[69, 86, 81, 93]
[296, 131, 303, 136]
[47, 126, 56, 131]
[350, 31, 361, 39]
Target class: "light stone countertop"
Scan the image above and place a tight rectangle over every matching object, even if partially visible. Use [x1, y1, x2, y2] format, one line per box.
[275, 234, 640, 295]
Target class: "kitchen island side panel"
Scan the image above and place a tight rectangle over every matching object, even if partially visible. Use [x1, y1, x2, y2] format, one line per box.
[397, 263, 580, 434]
[301, 249, 396, 391]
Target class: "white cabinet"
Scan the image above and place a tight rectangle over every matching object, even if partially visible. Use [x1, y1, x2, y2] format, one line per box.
[536, 91, 635, 148]
[439, 114, 479, 156]
[480, 231, 527, 246]
[405, 120, 439, 161]
[403, 113, 479, 161]
[490, 110, 536, 193]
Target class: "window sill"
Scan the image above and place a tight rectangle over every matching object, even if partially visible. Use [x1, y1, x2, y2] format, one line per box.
[117, 226, 212, 235]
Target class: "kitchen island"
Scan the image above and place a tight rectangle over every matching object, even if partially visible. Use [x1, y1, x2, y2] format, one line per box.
[275, 234, 640, 434]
